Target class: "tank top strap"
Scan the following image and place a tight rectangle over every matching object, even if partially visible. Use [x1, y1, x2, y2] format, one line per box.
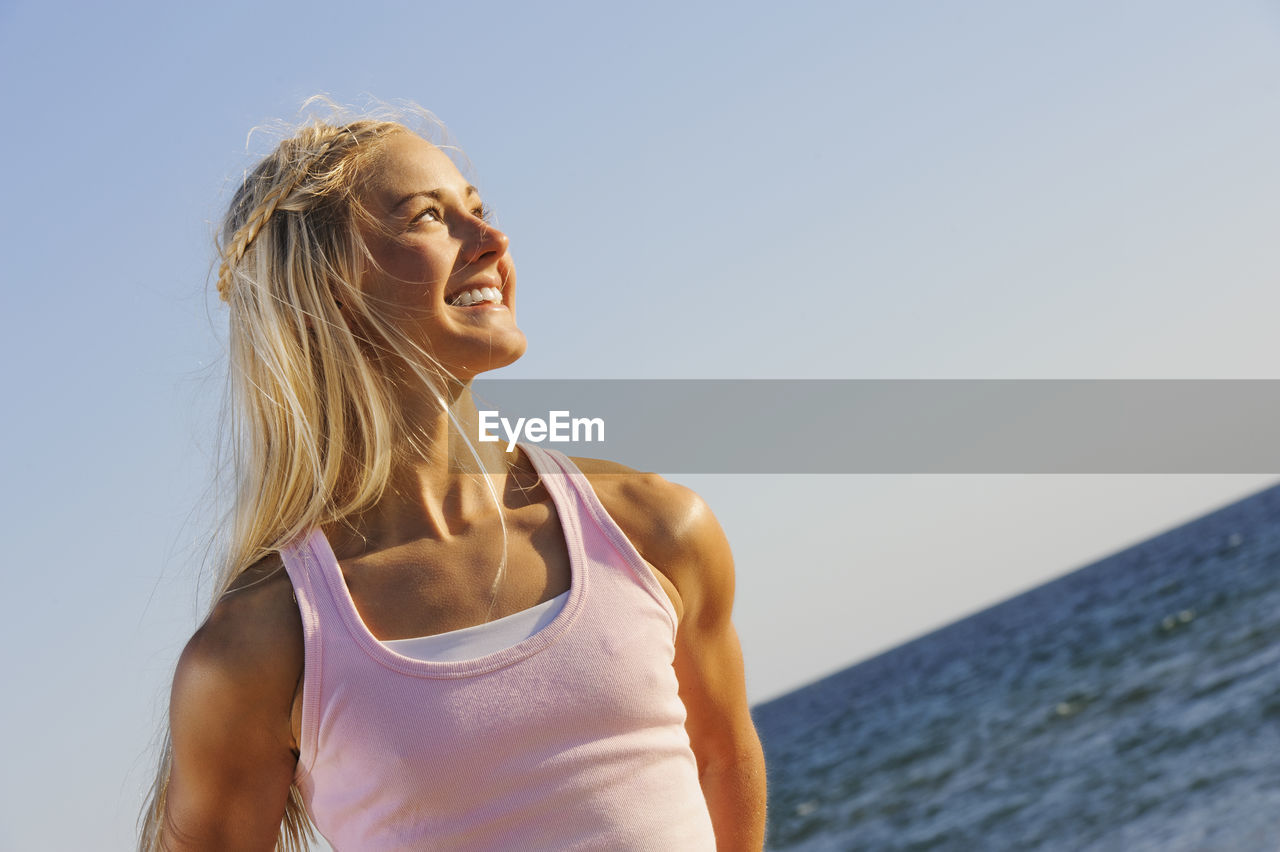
[278, 528, 336, 781]
[520, 444, 679, 641]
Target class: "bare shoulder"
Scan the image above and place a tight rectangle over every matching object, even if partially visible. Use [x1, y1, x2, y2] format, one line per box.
[170, 554, 302, 761]
[175, 554, 302, 697]
[571, 455, 712, 556]
[571, 456, 735, 615]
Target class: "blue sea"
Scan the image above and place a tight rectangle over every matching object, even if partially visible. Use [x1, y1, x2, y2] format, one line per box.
[752, 484, 1280, 851]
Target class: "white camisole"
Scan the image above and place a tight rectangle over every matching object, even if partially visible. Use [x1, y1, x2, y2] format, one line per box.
[381, 590, 570, 662]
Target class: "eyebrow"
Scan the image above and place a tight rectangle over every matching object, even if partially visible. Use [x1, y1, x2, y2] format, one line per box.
[391, 185, 480, 211]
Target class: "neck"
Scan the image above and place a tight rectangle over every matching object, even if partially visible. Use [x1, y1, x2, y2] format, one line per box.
[326, 378, 531, 559]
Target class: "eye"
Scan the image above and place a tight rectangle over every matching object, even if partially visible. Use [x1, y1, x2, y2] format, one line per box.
[412, 205, 443, 225]
[472, 203, 493, 222]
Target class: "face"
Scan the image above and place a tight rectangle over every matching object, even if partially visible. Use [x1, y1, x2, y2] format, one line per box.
[355, 131, 526, 381]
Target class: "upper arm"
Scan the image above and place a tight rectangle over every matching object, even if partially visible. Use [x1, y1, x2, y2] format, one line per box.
[657, 489, 762, 774]
[163, 566, 302, 851]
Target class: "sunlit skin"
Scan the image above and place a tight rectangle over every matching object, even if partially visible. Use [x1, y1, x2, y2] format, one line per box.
[355, 132, 527, 387]
[162, 130, 766, 851]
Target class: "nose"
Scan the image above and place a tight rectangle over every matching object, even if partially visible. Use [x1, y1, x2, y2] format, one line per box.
[462, 216, 509, 265]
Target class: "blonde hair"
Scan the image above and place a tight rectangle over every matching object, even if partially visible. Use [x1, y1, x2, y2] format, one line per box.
[140, 101, 482, 851]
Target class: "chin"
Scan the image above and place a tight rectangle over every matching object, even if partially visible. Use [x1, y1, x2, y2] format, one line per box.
[461, 333, 528, 380]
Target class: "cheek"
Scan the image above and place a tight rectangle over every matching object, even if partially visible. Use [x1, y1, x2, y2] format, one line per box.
[361, 248, 450, 304]
[355, 265, 397, 308]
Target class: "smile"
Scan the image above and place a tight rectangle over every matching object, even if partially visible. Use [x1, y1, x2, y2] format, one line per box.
[448, 286, 503, 307]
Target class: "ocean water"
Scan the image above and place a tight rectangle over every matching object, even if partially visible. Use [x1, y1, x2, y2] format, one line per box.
[753, 484, 1280, 851]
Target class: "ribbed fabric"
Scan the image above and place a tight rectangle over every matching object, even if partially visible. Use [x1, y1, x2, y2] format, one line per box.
[280, 445, 716, 851]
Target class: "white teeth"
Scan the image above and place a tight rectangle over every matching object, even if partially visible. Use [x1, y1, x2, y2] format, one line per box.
[450, 286, 503, 307]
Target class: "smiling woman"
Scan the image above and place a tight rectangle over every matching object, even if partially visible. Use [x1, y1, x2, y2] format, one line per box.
[353, 132, 527, 381]
[140, 102, 766, 851]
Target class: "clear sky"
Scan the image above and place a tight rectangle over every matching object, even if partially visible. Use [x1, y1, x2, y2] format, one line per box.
[2, 1, 1278, 849]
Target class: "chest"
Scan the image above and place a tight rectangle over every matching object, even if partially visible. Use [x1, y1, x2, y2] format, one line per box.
[340, 500, 574, 641]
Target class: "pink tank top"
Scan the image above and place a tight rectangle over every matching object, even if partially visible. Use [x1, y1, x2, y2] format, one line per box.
[280, 445, 717, 850]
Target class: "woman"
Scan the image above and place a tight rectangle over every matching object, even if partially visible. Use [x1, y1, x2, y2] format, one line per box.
[141, 105, 767, 851]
